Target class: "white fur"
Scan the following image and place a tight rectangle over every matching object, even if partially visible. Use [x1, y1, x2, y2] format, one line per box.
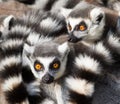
[55, 84, 64, 104]
[26, 81, 41, 96]
[113, 2, 120, 12]
[41, 99, 55, 104]
[58, 42, 70, 54]
[75, 54, 101, 74]
[1, 39, 23, 50]
[27, 33, 52, 45]
[30, 0, 49, 9]
[3, 15, 14, 29]
[51, 0, 68, 12]
[60, 8, 72, 18]
[92, 42, 113, 63]
[40, 17, 63, 31]
[23, 43, 35, 56]
[2, 75, 22, 92]
[22, 44, 34, 67]
[88, 8, 105, 41]
[11, 25, 31, 37]
[21, 99, 29, 104]
[22, 12, 40, 24]
[108, 35, 120, 53]
[90, 7, 105, 24]
[0, 55, 21, 72]
[26, 32, 41, 45]
[66, 77, 94, 96]
[67, 17, 82, 32]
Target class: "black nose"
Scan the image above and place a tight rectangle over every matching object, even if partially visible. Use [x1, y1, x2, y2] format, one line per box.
[68, 34, 81, 43]
[42, 74, 54, 84]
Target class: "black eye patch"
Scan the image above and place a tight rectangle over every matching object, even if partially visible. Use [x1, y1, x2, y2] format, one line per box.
[49, 58, 60, 70]
[34, 60, 44, 71]
[75, 21, 87, 31]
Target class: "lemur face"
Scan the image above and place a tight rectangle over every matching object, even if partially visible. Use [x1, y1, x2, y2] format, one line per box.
[22, 39, 70, 84]
[68, 8, 105, 43]
[61, 7, 105, 43]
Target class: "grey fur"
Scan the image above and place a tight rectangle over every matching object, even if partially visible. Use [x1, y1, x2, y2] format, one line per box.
[33, 42, 61, 57]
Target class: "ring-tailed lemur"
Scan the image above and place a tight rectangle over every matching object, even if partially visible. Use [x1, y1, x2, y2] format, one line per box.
[21, 29, 120, 104]
[61, 1, 120, 44]
[0, 8, 67, 104]
[1, 7, 120, 104]
[1, 29, 120, 104]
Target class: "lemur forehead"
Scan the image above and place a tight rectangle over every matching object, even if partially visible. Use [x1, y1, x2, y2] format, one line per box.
[33, 42, 61, 57]
[69, 6, 94, 18]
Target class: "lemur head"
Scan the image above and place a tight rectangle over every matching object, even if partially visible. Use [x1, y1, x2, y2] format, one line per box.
[61, 3, 105, 43]
[22, 37, 70, 84]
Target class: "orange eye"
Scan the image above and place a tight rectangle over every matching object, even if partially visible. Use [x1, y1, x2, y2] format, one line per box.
[79, 25, 86, 31]
[68, 24, 72, 31]
[35, 63, 42, 71]
[53, 63, 59, 69]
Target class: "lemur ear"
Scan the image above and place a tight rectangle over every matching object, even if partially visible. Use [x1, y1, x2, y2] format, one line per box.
[58, 42, 70, 55]
[3, 15, 15, 30]
[22, 43, 35, 65]
[90, 8, 105, 24]
[60, 7, 72, 18]
[23, 43, 34, 57]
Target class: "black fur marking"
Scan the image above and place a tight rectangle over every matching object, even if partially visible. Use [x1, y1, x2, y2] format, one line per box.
[0, 31, 2, 37]
[96, 13, 103, 24]
[1, 43, 23, 58]
[0, 63, 22, 80]
[5, 83, 28, 103]
[44, 0, 57, 11]
[103, 39, 120, 71]
[16, 0, 35, 5]
[101, 0, 108, 6]
[9, 17, 15, 30]
[65, 0, 82, 9]
[28, 92, 46, 104]
[22, 66, 36, 83]
[6, 32, 28, 40]
[74, 43, 111, 69]
[68, 90, 92, 104]
[72, 66, 100, 83]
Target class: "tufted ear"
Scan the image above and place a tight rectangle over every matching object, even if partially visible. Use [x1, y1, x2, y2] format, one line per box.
[22, 43, 35, 66]
[90, 8, 105, 24]
[3, 15, 15, 30]
[60, 7, 72, 18]
[58, 42, 70, 55]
